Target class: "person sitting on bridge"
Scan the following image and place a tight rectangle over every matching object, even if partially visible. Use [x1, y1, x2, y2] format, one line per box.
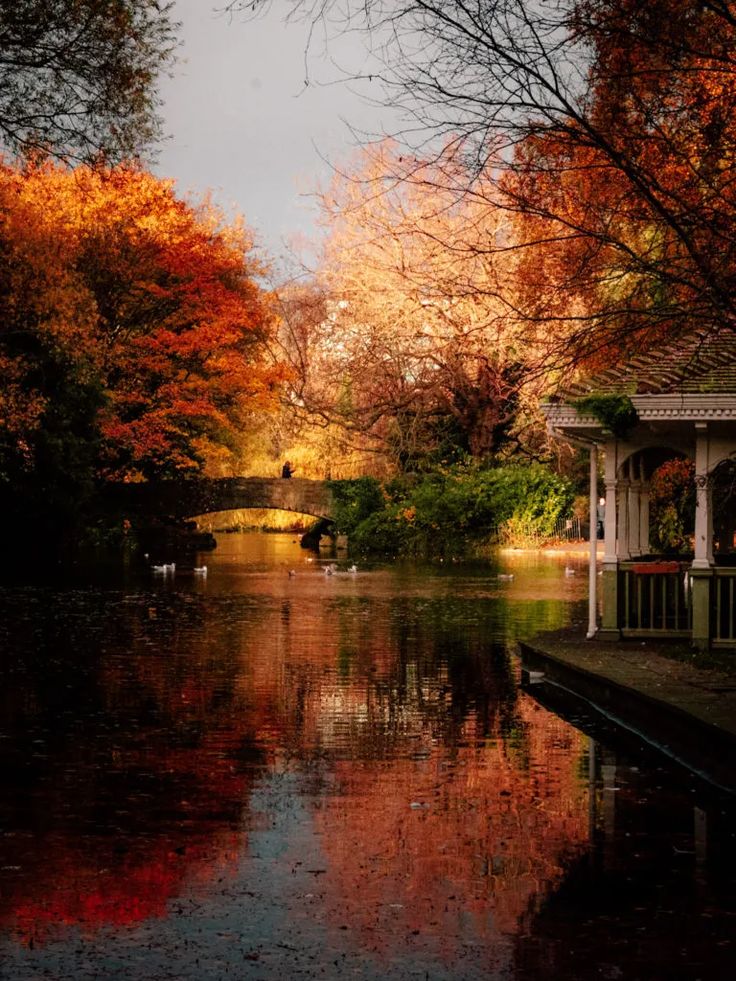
[281, 460, 295, 478]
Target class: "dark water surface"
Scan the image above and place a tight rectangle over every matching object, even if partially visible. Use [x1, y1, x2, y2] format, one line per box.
[0, 534, 734, 980]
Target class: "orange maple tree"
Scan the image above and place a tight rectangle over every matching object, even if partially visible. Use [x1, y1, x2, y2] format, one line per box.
[0, 161, 285, 500]
[507, 0, 736, 373]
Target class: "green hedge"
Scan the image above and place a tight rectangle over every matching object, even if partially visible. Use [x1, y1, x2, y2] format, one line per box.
[329, 464, 573, 556]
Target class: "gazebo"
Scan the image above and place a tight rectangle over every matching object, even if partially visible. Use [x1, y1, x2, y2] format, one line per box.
[544, 331, 736, 649]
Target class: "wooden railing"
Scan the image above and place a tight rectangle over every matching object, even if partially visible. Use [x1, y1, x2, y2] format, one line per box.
[619, 562, 736, 647]
[713, 569, 736, 647]
[619, 561, 691, 637]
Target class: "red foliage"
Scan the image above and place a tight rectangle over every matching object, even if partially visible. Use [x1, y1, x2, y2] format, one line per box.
[508, 0, 736, 373]
[0, 160, 287, 480]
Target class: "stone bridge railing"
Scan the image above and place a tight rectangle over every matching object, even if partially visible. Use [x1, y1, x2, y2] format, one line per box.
[105, 477, 335, 521]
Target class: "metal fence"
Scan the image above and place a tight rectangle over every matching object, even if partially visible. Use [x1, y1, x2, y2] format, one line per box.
[552, 515, 584, 541]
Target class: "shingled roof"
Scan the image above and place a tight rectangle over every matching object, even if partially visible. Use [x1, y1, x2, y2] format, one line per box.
[560, 329, 736, 399]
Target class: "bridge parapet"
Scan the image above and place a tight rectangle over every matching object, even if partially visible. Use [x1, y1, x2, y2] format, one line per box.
[105, 477, 335, 521]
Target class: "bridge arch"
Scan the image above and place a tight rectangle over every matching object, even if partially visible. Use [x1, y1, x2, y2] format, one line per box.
[106, 477, 336, 523]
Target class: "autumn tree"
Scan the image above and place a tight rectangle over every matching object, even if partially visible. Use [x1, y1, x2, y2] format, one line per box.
[65, 167, 284, 480]
[267, 280, 369, 479]
[0, 161, 282, 544]
[0, 1, 177, 162]
[277, 144, 546, 471]
[233, 1, 736, 369]
[0, 163, 103, 539]
[510, 0, 736, 368]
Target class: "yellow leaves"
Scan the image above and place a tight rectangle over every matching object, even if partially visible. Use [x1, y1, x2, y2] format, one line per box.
[285, 139, 541, 462]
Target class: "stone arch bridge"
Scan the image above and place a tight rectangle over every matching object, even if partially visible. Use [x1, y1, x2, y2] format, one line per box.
[106, 477, 335, 523]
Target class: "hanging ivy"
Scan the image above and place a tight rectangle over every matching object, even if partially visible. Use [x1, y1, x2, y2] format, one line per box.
[574, 394, 639, 437]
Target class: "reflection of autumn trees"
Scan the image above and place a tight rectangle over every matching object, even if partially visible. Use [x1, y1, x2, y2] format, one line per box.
[6, 830, 243, 943]
[229, 587, 591, 966]
[0, 575, 587, 948]
[311, 699, 589, 968]
[235, 588, 526, 757]
[226, 587, 589, 965]
[0, 591, 270, 942]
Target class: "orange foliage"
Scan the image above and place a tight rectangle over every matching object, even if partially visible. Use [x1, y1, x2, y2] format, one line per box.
[509, 0, 736, 374]
[282, 142, 546, 465]
[0, 160, 286, 481]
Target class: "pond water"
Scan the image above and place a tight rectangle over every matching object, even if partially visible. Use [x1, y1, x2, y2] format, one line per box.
[0, 533, 734, 980]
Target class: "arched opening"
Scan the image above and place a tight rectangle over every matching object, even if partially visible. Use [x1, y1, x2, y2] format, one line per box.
[616, 447, 694, 559]
[710, 458, 736, 564]
[192, 508, 337, 551]
[193, 508, 321, 535]
[648, 454, 695, 557]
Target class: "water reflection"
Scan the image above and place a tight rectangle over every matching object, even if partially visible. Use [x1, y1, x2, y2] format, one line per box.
[0, 535, 732, 979]
[515, 691, 736, 981]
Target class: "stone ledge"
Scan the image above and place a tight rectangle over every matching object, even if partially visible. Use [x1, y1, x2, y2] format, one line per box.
[518, 631, 736, 793]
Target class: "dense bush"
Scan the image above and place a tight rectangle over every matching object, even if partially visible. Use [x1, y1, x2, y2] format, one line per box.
[331, 463, 574, 556]
[327, 476, 386, 535]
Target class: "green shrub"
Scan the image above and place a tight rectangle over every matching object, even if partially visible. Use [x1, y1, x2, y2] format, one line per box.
[327, 477, 385, 535]
[488, 464, 575, 539]
[348, 462, 573, 556]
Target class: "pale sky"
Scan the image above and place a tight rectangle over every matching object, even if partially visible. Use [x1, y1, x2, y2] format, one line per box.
[156, 0, 389, 266]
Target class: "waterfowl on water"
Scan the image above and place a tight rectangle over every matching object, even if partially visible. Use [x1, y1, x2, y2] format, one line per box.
[152, 562, 176, 574]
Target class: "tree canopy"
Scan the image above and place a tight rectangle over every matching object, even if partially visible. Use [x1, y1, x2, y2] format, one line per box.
[0, 161, 284, 541]
[0, 0, 178, 162]
[278, 144, 545, 470]
[235, 0, 736, 368]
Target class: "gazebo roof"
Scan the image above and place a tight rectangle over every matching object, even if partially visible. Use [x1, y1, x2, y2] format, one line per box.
[560, 329, 736, 399]
[544, 329, 736, 438]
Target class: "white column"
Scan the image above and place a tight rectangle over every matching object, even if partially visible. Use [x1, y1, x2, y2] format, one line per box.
[603, 443, 618, 565]
[692, 423, 714, 569]
[617, 477, 631, 560]
[639, 459, 651, 556]
[628, 461, 642, 557]
[601, 442, 621, 635]
[587, 442, 598, 638]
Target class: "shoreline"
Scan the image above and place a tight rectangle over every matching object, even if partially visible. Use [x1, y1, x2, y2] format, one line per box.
[518, 627, 736, 793]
